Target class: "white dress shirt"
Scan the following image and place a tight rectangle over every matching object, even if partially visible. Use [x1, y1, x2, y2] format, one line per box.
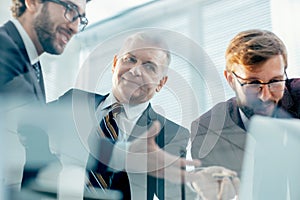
[239, 108, 250, 131]
[95, 93, 149, 171]
[11, 19, 39, 65]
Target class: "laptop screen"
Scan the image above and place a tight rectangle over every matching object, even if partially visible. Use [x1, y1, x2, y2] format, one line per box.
[239, 116, 300, 200]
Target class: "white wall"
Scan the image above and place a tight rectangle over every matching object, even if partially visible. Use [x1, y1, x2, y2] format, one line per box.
[0, 0, 11, 24]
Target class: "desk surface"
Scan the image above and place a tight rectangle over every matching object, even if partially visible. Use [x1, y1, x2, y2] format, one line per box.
[8, 181, 123, 200]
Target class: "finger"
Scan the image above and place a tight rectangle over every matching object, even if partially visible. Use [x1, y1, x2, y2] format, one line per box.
[192, 170, 219, 200]
[154, 166, 204, 183]
[130, 120, 161, 142]
[146, 149, 201, 172]
[219, 177, 237, 200]
[231, 176, 240, 195]
[127, 121, 161, 154]
[177, 157, 201, 167]
[206, 166, 237, 177]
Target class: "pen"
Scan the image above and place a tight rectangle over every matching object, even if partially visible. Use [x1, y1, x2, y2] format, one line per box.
[180, 150, 186, 200]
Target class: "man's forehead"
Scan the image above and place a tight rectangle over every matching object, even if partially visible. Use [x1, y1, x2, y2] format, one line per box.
[119, 37, 167, 54]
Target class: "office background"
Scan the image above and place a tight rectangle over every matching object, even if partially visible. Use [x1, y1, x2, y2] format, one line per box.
[1, 1, 300, 199]
[1, 0, 300, 129]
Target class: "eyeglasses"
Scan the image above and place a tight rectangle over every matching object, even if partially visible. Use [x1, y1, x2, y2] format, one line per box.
[120, 54, 160, 75]
[231, 71, 287, 94]
[45, 0, 88, 31]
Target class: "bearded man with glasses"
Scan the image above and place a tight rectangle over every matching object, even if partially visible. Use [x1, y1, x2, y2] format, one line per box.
[0, 0, 90, 104]
[0, 0, 90, 192]
[190, 29, 300, 199]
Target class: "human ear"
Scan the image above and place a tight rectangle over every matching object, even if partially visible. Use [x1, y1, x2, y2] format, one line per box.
[112, 55, 118, 73]
[224, 70, 235, 90]
[24, 0, 40, 13]
[156, 76, 168, 92]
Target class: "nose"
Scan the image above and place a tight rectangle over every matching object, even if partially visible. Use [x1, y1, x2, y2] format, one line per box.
[258, 84, 272, 102]
[67, 20, 79, 34]
[129, 65, 142, 76]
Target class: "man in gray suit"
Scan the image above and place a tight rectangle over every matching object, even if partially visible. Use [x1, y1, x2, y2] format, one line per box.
[191, 29, 298, 199]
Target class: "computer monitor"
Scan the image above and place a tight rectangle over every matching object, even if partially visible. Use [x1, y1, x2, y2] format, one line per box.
[239, 116, 300, 200]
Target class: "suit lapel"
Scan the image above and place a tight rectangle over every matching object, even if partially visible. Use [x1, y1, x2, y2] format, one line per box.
[224, 98, 247, 151]
[129, 104, 157, 142]
[200, 98, 247, 155]
[94, 93, 109, 109]
[5, 21, 46, 102]
[5, 21, 27, 56]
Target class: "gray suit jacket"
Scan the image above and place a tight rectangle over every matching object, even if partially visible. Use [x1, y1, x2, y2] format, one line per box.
[191, 97, 291, 176]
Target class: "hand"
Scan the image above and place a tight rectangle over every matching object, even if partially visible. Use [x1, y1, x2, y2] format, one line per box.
[191, 166, 240, 200]
[125, 121, 201, 183]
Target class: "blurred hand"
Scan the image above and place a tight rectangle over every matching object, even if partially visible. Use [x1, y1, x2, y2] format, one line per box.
[191, 166, 239, 200]
[126, 121, 201, 183]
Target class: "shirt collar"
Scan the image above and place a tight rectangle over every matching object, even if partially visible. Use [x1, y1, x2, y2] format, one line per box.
[103, 93, 149, 120]
[239, 108, 249, 130]
[11, 19, 39, 65]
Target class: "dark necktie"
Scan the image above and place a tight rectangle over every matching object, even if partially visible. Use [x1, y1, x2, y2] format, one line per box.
[32, 61, 41, 83]
[32, 61, 46, 101]
[87, 103, 124, 190]
[98, 102, 123, 141]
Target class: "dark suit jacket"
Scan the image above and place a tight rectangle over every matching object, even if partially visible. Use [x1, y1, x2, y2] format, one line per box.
[1, 21, 48, 189]
[279, 78, 300, 119]
[58, 89, 190, 200]
[191, 97, 292, 177]
[0, 20, 45, 109]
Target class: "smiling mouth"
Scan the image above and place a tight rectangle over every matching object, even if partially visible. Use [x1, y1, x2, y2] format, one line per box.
[58, 29, 71, 45]
[122, 78, 149, 92]
[122, 77, 140, 85]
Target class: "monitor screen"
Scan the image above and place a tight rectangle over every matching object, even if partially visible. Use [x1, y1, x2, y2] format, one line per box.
[239, 116, 300, 200]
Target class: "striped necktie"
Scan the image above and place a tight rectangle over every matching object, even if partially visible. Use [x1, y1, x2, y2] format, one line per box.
[98, 103, 123, 141]
[87, 103, 124, 191]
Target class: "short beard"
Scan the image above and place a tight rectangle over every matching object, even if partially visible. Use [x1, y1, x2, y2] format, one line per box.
[239, 105, 255, 119]
[34, 4, 61, 55]
[237, 99, 277, 119]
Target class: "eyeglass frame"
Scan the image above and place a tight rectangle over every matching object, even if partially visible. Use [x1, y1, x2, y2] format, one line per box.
[231, 71, 288, 94]
[118, 53, 167, 76]
[44, 0, 88, 31]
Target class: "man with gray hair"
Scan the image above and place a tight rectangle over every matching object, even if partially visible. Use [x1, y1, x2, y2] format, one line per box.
[56, 31, 201, 199]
